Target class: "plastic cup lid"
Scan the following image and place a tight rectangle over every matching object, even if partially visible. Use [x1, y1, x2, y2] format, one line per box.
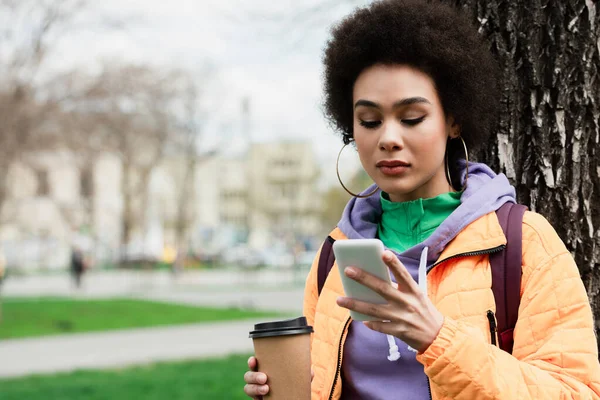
[249, 316, 314, 339]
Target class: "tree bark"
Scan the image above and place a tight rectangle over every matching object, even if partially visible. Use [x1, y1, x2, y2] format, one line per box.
[454, 0, 600, 351]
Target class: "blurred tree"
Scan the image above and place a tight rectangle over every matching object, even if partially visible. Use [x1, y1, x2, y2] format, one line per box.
[0, 0, 125, 234]
[35, 63, 213, 267]
[172, 83, 201, 268]
[0, 0, 83, 226]
[166, 71, 215, 268]
[74, 64, 186, 263]
[40, 70, 112, 250]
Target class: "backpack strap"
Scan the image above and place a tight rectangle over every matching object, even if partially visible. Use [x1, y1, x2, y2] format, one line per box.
[317, 236, 336, 296]
[490, 202, 527, 354]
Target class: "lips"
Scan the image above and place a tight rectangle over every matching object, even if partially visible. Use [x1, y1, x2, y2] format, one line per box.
[376, 159, 410, 176]
[376, 160, 410, 168]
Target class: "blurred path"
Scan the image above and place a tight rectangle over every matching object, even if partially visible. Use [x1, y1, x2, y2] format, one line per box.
[0, 269, 306, 379]
[137, 288, 304, 313]
[1, 269, 305, 313]
[0, 319, 262, 378]
[1, 268, 308, 300]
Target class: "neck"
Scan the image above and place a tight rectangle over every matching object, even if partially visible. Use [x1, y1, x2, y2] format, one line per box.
[388, 170, 455, 202]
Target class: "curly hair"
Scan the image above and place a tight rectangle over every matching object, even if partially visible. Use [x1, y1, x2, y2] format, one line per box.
[322, 0, 500, 186]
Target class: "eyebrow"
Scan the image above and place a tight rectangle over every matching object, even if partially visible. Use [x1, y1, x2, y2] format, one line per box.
[354, 97, 431, 109]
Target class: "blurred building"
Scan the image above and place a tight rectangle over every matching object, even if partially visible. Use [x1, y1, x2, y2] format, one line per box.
[247, 141, 321, 250]
[192, 141, 322, 252]
[0, 140, 323, 271]
[0, 150, 121, 270]
[218, 158, 249, 231]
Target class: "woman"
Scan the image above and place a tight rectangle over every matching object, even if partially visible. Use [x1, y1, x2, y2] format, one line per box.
[244, 0, 600, 398]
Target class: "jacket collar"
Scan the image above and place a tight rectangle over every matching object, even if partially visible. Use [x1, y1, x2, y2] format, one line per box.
[431, 211, 506, 267]
[330, 210, 507, 268]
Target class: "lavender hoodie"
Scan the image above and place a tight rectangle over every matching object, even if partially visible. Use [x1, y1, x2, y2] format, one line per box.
[338, 162, 516, 399]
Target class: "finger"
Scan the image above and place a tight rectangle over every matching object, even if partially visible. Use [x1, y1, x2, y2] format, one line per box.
[343, 266, 395, 299]
[311, 368, 314, 381]
[382, 251, 420, 292]
[363, 320, 398, 336]
[336, 296, 391, 320]
[243, 383, 261, 400]
[244, 383, 269, 398]
[248, 356, 257, 370]
[244, 371, 267, 385]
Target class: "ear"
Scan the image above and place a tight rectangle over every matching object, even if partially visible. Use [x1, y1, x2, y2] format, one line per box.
[446, 115, 461, 139]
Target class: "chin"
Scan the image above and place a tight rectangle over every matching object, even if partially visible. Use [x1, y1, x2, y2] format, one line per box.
[378, 183, 420, 199]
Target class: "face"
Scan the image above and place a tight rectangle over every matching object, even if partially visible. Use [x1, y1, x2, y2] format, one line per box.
[352, 64, 460, 202]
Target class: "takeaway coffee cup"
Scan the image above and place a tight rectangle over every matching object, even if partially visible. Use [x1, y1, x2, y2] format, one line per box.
[249, 317, 314, 400]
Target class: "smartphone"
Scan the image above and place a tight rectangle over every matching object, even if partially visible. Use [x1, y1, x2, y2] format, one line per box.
[332, 239, 392, 321]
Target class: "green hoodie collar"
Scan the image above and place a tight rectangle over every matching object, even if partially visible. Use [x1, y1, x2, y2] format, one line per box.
[378, 191, 462, 253]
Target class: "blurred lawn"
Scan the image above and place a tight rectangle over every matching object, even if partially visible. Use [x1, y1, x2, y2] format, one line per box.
[0, 298, 282, 339]
[0, 354, 252, 400]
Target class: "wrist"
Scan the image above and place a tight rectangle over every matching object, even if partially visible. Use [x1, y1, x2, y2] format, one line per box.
[418, 312, 445, 353]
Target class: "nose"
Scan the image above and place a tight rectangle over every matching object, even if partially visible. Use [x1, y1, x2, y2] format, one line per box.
[378, 121, 404, 152]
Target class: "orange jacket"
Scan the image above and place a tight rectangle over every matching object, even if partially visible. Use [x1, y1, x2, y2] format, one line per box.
[304, 211, 600, 399]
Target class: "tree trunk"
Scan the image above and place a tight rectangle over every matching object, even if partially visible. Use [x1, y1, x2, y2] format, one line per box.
[120, 163, 133, 265]
[0, 160, 12, 226]
[175, 156, 196, 250]
[454, 0, 600, 351]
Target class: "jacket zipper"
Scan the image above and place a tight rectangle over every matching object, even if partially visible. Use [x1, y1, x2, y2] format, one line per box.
[328, 316, 351, 400]
[326, 245, 506, 399]
[427, 245, 506, 272]
[422, 244, 505, 400]
[427, 377, 432, 400]
[486, 310, 498, 346]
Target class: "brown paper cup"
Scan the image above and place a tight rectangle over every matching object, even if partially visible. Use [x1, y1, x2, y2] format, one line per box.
[249, 317, 313, 400]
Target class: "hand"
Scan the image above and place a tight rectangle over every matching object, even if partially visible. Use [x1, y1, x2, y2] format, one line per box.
[244, 356, 269, 399]
[243, 356, 314, 399]
[336, 250, 444, 353]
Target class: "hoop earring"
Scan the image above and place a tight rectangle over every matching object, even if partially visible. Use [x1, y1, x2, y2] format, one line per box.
[336, 142, 379, 198]
[445, 136, 469, 190]
[445, 150, 452, 186]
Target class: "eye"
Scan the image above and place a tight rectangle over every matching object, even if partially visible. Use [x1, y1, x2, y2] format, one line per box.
[359, 120, 381, 129]
[402, 116, 426, 126]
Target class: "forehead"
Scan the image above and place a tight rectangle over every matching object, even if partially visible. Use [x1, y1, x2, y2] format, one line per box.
[353, 64, 439, 103]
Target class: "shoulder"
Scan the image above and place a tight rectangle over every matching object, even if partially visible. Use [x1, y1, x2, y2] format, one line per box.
[305, 228, 348, 288]
[310, 227, 348, 272]
[520, 210, 577, 283]
[328, 227, 348, 242]
[521, 210, 569, 260]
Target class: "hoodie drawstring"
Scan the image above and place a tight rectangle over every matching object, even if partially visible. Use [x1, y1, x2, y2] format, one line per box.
[387, 246, 428, 360]
[386, 334, 401, 361]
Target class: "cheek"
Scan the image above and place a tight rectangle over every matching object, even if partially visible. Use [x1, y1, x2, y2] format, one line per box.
[354, 140, 372, 167]
[410, 124, 448, 159]
[353, 132, 375, 154]
[407, 135, 446, 161]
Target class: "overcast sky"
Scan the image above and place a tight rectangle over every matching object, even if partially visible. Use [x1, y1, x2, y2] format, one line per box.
[45, 0, 373, 190]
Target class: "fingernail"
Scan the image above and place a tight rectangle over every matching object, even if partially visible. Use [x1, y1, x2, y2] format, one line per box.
[258, 374, 266, 384]
[345, 267, 357, 277]
[260, 385, 268, 395]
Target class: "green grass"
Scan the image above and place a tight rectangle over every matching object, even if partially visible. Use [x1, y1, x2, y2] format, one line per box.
[0, 354, 252, 400]
[0, 297, 283, 340]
